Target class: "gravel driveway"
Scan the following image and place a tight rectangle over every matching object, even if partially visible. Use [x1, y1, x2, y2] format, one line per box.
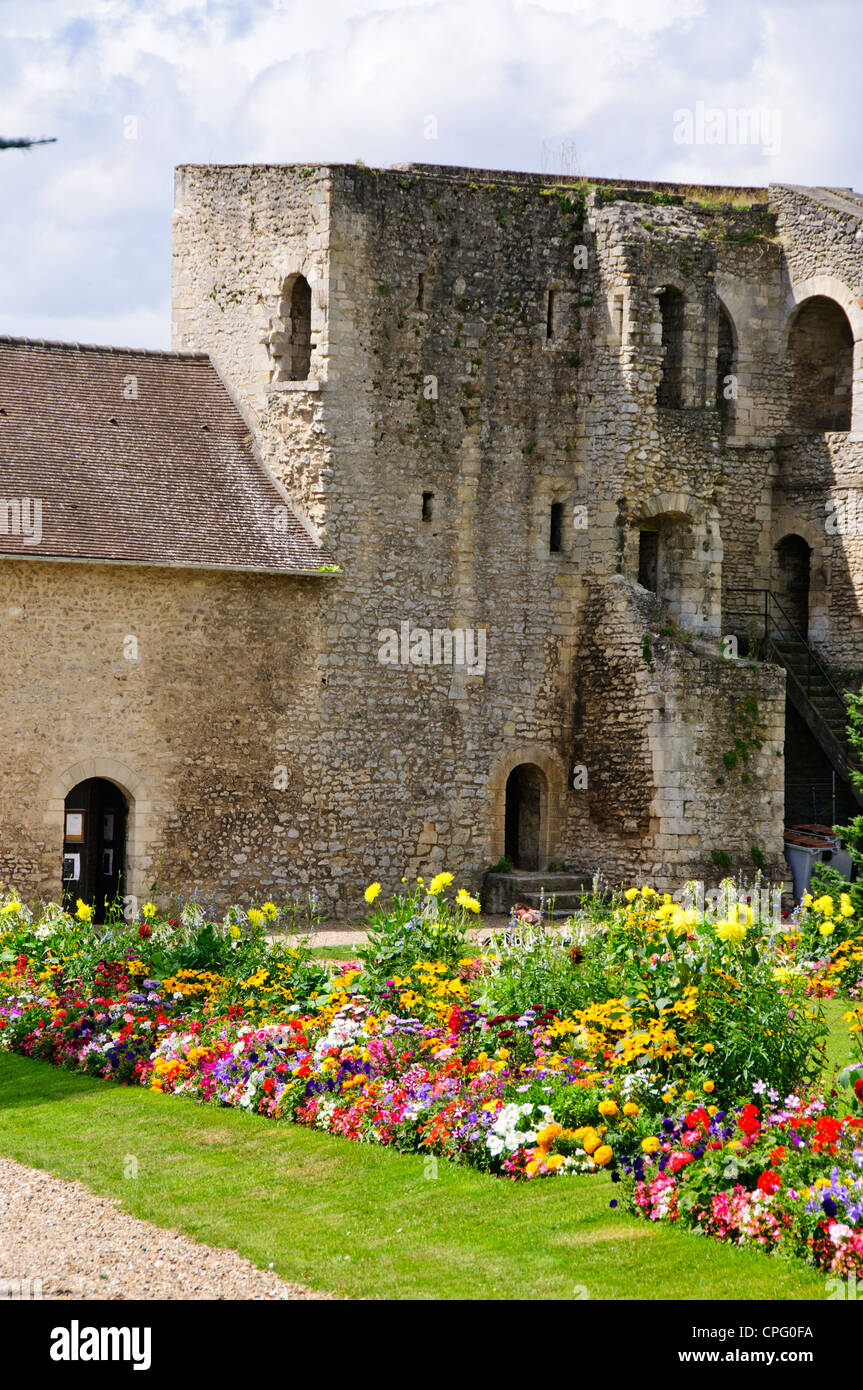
[0, 1156, 333, 1300]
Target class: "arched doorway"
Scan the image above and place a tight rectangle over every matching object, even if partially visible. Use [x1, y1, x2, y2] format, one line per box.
[775, 534, 811, 639]
[62, 778, 127, 922]
[788, 295, 854, 431]
[504, 764, 547, 870]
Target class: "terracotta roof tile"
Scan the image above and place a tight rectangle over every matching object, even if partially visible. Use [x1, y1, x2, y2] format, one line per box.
[0, 337, 332, 574]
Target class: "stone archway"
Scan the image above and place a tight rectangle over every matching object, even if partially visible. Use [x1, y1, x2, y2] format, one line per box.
[635, 492, 723, 636]
[487, 746, 565, 872]
[784, 276, 863, 433]
[504, 764, 547, 870]
[43, 757, 149, 907]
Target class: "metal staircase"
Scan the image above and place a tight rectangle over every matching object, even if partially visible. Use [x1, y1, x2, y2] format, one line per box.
[726, 588, 863, 811]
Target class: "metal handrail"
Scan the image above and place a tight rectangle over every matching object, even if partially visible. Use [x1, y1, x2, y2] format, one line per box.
[725, 587, 850, 709]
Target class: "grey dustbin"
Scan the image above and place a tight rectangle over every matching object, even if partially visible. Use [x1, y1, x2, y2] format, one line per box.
[783, 831, 828, 901]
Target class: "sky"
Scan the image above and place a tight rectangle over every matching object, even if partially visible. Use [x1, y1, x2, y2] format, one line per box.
[0, 0, 858, 348]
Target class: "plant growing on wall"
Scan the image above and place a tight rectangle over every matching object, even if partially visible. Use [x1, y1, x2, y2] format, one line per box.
[721, 695, 764, 785]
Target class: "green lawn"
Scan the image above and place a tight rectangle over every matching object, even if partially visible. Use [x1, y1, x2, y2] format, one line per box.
[0, 1051, 832, 1300]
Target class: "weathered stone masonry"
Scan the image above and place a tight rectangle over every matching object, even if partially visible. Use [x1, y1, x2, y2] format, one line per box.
[5, 163, 863, 912]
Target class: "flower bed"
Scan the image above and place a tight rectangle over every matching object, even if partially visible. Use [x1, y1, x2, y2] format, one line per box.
[1, 877, 862, 1275]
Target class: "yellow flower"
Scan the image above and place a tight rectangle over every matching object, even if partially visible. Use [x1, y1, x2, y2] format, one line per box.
[703, 1080, 715, 1094]
[262, 901, 279, 920]
[623, 1102, 639, 1116]
[364, 882, 382, 904]
[593, 1145, 613, 1167]
[428, 872, 454, 896]
[641, 1136, 660, 1154]
[76, 899, 93, 922]
[715, 920, 746, 944]
[545, 1153, 566, 1172]
[456, 889, 481, 914]
[537, 1122, 562, 1147]
[598, 1098, 618, 1117]
[582, 1128, 601, 1155]
[247, 908, 264, 929]
[525, 1160, 540, 1178]
[0, 900, 21, 915]
[819, 922, 836, 937]
[702, 1043, 715, 1053]
[142, 901, 157, 920]
[229, 923, 241, 940]
[624, 888, 639, 902]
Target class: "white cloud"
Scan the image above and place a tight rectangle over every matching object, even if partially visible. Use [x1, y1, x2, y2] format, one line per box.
[0, 0, 860, 346]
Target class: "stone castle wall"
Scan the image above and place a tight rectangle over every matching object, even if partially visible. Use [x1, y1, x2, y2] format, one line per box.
[9, 165, 863, 914]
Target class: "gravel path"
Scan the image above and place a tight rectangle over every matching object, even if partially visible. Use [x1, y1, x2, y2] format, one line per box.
[0, 1156, 334, 1300]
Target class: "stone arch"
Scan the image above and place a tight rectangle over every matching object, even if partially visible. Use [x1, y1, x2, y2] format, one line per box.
[487, 745, 566, 870]
[784, 276, 863, 432]
[774, 533, 811, 639]
[635, 494, 723, 635]
[770, 511, 828, 643]
[42, 757, 150, 903]
[262, 265, 319, 385]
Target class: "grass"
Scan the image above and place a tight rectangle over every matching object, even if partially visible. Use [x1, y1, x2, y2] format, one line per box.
[0, 1051, 834, 1301]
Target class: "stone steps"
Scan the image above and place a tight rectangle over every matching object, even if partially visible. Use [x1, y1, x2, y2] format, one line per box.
[482, 871, 592, 915]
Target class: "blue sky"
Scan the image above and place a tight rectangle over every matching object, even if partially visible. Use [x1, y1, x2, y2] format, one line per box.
[0, 0, 857, 347]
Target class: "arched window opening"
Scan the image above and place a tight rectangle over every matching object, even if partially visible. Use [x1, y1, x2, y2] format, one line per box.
[788, 296, 853, 432]
[716, 301, 736, 425]
[775, 534, 811, 640]
[656, 287, 685, 408]
[287, 275, 312, 380]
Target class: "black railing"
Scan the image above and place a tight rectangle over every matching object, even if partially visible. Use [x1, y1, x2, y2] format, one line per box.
[725, 587, 849, 707]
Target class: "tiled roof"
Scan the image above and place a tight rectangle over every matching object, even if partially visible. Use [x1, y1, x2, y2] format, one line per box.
[0, 337, 332, 574]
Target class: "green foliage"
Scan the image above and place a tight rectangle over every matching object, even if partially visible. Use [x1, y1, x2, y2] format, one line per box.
[488, 855, 514, 874]
[357, 881, 473, 989]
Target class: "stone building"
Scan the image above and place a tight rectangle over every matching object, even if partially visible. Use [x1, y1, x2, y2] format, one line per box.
[2, 163, 863, 917]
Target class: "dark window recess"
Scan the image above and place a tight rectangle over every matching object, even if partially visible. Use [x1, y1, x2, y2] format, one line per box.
[288, 275, 312, 380]
[638, 529, 659, 592]
[422, 491, 434, 521]
[549, 502, 564, 552]
[656, 286, 684, 408]
[546, 289, 556, 340]
[716, 301, 736, 420]
[417, 273, 425, 310]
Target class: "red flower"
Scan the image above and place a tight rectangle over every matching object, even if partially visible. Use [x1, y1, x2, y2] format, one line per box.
[854, 1078, 863, 1101]
[685, 1107, 710, 1130]
[757, 1169, 781, 1195]
[769, 1146, 786, 1165]
[137, 923, 151, 940]
[738, 1104, 761, 1137]
[262, 1078, 275, 1094]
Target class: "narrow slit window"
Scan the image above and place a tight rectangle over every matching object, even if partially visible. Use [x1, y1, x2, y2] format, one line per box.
[417, 273, 425, 310]
[549, 502, 564, 552]
[638, 529, 659, 592]
[546, 289, 556, 341]
[422, 491, 434, 522]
